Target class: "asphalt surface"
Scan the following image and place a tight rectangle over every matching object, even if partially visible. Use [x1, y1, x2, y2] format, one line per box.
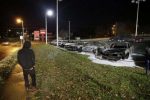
[0, 43, 21, 60]
[1, 64, 26, 100]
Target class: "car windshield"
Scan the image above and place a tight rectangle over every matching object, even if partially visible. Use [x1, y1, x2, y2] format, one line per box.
[113, 45, 127, 48]
[111, 42, 127, 48]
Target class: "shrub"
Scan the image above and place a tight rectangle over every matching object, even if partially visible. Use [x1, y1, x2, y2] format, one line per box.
[0, 52, 17, 81]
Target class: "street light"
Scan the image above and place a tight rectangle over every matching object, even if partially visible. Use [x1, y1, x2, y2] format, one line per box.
[131, 0, 146, 36]
[56, 0, 63, 46]
[16, 18, 24, 45]
[45, 9, 54, 44]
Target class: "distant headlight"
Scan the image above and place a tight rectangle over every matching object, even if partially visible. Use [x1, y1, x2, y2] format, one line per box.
[1, 42, 9, 45]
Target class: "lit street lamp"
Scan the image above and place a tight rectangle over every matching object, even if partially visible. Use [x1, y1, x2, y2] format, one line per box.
[16, 18, 24, 45]
[56, 0, 63, 46]
[131, 0, 146, 36]
[45, 10, 54, 44]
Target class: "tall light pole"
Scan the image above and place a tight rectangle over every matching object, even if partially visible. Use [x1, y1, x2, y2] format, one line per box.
[45, 10, 54, 44]
[56, 0, 63, 46]
[16, 18, 25, 45]
[131, 0, 146, 36]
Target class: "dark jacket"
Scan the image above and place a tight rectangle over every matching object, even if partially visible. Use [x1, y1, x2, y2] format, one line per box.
[17, 41, 35, 69]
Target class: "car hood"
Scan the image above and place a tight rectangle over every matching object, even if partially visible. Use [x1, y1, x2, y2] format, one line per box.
[103, 48, 126, 54]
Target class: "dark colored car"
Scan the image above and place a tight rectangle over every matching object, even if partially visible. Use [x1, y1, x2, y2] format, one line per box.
[102, 42, 132, 61]
[108, 34, 133, 42]
[64, 42, 78, 51]
[133, 36, 143, 43]
[0, 38, 10, 46]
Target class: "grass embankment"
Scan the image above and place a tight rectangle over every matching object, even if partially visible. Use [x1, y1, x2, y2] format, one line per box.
[33, 44, 150, 99]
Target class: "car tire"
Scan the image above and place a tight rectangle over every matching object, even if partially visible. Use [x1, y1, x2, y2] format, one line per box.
[125, 53, 129, 59]
[121, 53, 125, 59]
[78, 47, 82, 52]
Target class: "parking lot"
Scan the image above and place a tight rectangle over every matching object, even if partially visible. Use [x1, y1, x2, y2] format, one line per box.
[50, 38, 150, 68]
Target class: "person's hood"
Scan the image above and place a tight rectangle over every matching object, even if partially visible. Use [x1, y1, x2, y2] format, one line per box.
[23, 41, 31, 49]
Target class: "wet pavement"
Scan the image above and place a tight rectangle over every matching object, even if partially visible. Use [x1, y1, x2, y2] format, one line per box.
[0, 42, 40, 100]
[0, 44, 21, 60]
[1, 64, 27, 100]
[1, 65, 37, 100]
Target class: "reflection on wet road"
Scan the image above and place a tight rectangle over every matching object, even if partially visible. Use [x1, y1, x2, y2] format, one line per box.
[0, 44, 20, 60]
[2, 64, 26, 100]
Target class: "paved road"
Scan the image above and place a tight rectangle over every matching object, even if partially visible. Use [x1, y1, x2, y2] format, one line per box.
[1, 64, 27, 100]
[1, 64, 37, 100]
[0, 43, 21, 60]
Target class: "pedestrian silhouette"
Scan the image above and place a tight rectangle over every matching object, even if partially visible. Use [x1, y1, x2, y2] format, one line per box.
[17, 41, 36, 91]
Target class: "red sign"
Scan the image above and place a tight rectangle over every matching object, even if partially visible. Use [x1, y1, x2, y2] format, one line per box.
[34, 31, 40, 40]
[40, 30, 46, 34]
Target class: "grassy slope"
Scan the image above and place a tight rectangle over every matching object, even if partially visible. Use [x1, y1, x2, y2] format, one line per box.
[33, 44, 150, 100]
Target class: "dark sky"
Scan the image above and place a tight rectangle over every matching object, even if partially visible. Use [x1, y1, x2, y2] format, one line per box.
[0, 0, 150, 35]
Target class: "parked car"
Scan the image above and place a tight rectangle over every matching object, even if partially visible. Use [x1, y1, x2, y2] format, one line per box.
[64, 42, 77, 51]
[1, 38, 9, 46]
[74, 42, 88, 52]
[108, 34, 133, 42]
[133, 36, 143, 43]
[94, 41, 110, 57]
[101, 42, 132, 61]
[50, 40, 67, 47]
[82, 41, 100, 53]
[82, 41, 109, 54]
[64, 41, 87, 51]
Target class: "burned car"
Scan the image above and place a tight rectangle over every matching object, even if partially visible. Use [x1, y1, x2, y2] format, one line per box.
[64, 42, 77, 51]
[101, 42, 132, 61]
[82, 41, 104, 53]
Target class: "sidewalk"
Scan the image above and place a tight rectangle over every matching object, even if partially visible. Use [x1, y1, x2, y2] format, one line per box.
[2, 64, 26, 100]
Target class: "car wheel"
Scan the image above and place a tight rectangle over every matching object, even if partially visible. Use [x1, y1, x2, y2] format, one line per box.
[78, 47, 82, 52]
[121, 54, 125, 59]
[125, 53, 129, 59]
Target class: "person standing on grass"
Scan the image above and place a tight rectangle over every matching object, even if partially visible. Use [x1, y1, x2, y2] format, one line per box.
[145, 46, 150, 75]
[17, 41, 36, 91]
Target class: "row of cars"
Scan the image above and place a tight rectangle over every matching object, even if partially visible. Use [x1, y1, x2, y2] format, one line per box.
[50, 39, 133, 61]
[50, 40, 105, 52]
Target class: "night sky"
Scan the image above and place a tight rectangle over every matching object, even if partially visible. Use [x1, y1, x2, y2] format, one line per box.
[0, 0, 150, 37]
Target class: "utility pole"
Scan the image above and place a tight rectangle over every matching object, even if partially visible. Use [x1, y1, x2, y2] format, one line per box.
[131, 0, 146, 36]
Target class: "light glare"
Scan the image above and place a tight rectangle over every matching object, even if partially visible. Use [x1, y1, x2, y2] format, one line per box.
[47, 10, 54, 16]
[16, 18, 22, 23]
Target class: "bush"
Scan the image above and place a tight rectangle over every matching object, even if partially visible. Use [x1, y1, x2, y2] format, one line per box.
[0, 52, 17, 80]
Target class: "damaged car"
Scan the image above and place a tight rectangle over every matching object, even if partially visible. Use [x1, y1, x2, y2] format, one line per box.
[101, 42, 132, 61]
